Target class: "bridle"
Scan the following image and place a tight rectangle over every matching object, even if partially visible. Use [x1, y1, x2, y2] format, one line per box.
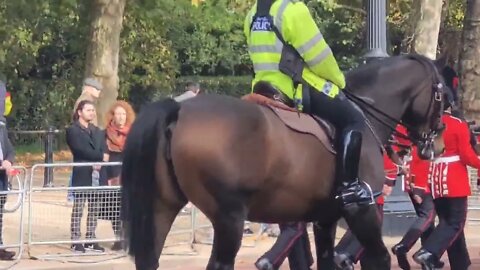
[344, 56, 445, 148]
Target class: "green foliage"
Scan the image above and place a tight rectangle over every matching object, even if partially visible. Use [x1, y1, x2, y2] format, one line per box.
[0, 0, 90, 130]
[306, 0, 365, 70]
[444, 0, 466, 30]
[0, 0, 467, 131]
[119, 2, 177, 110]
[154, 0, 251, 76]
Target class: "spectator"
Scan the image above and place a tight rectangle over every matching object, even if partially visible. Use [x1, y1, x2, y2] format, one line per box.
[73, 78, 103, 126]
[4, 92, 11, 118]
[174, 81, 201, 102]
[68, 78, 103, 202]
[100, 100, 135, 251]
[66, 100, 106, 253]
[0, 115, 15, 260]
[0, 80, 12, 124]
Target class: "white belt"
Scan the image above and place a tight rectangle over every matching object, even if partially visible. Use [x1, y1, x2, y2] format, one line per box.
[434, 155, 460, 163]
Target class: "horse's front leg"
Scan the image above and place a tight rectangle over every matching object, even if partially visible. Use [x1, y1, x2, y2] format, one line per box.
[313, 222, 337, 270]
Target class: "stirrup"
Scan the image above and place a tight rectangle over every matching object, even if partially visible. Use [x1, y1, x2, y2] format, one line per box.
[335, 181, 375, 206]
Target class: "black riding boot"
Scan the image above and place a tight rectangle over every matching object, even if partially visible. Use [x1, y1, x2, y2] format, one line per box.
[337, 130, 375, 207]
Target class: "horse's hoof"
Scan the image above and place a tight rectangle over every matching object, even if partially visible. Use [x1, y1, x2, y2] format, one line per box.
[255, 258, 274, 270]
[391, 244, 411, 270]
[334, 252, 354, 270]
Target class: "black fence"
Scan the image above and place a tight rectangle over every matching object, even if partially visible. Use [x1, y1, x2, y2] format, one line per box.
[8, 127, 67, 187]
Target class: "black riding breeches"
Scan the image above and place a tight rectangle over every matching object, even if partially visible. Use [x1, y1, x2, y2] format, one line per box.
[307, 85, 365, 143]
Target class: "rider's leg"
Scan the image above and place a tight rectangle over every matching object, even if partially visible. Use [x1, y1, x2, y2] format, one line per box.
[306, 85, 374, 206]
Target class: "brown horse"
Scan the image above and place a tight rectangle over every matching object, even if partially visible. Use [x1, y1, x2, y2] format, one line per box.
[120, 54, 446, 270]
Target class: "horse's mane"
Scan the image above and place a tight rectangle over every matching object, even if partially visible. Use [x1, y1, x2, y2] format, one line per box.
[345, 54, 440, 93]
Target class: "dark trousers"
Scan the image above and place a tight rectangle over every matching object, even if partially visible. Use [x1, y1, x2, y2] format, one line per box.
[397, 193, 436, 250]
[335, 204, 384, 263]
[307, 87, 365, 135]
[308, 88, 365, 183]
[259, 222, 313, 269]
[71, 191, 99, 240]
[423, 197, 470, 270]
[0, 195, 5, 245]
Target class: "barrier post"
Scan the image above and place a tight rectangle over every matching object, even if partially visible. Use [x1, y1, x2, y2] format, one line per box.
[43, 126, 56, 187]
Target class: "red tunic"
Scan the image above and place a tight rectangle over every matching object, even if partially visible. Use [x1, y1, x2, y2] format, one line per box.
[408, 146, 431, 195]
[429, 113, 480, 198]
[476, 134, 480, 179]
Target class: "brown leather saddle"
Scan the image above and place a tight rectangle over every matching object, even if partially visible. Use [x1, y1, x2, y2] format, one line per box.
[242, 82, 336, 154]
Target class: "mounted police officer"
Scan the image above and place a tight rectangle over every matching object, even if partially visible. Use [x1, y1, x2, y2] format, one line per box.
[244, 0, 374, 217]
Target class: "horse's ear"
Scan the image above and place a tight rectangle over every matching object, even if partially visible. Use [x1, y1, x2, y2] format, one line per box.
[434, 55, 447, 71]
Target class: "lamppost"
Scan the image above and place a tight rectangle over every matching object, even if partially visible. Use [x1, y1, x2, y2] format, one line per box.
[364, 0, 389, 63]
[364, 0, 416, 232]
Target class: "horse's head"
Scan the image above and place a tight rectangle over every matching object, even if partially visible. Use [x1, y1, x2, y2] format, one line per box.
[401, 56, 446, 160]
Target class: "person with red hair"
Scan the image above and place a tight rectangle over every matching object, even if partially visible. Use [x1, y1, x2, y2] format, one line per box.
[100, 100, 136, 251]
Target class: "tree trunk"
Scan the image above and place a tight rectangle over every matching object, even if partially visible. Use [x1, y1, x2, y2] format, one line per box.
[411, 0, 443, 59]
[459, 0, 480, 121]
[81, 0, 126, 128]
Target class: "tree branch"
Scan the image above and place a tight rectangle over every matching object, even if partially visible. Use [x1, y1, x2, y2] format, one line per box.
[333, 4, 366, 15]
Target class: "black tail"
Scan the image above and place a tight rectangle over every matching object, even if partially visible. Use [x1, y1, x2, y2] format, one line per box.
[121, 98, 181, 258]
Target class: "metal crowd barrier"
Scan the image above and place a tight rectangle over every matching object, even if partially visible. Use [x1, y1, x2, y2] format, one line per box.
[26, 162, 126, 262]
[0, 166, 28, 270]
[20, 162, 480, 264]
[26, 161, 202, 260]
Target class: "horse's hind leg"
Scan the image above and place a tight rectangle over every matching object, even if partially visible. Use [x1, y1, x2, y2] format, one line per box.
[206, 209, 245, 270]
[313, 222, 337, 270]
[135, 202, 185, 270]
[344, 204, 390, 270]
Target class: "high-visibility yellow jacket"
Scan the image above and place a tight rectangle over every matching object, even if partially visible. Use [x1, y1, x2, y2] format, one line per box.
[244, 0, 345, 106]
[4, 92, 11, 116]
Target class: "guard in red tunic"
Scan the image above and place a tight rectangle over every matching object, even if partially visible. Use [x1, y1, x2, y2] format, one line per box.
[413, 105, 477, 270]
[391, 146, 443, 270]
